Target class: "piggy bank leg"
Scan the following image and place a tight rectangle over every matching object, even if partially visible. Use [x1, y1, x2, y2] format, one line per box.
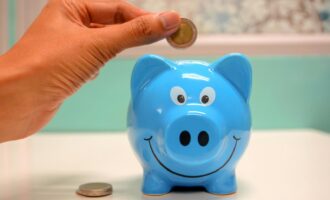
[142, 171, 171, 195]
[205, 172, 237, 195]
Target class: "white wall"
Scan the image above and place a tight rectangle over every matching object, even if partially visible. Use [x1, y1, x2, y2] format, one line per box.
[15, 0, 47, 40]
[0, 0, 8, 55]
[2, 0, 330, 56]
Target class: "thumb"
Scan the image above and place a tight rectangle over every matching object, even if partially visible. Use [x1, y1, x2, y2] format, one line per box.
[102, 11, 181, 50]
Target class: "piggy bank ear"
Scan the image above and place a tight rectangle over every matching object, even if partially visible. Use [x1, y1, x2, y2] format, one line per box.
[131, 54, 174, 99]
[211, 53, 252, 101]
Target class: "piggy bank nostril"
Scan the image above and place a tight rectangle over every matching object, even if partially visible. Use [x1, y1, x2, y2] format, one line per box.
[198, 131, 209, 146]
[179, 131, 191, 146]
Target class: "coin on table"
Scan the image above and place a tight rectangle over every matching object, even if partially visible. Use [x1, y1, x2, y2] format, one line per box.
[76, 182, 113, 197]
[166, 18, 198, 48]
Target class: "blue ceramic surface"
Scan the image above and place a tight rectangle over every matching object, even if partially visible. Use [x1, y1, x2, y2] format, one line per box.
[127, 54, 252, 195]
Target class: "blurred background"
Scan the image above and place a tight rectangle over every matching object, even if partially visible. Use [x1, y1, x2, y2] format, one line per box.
[0, 0, 330, 133]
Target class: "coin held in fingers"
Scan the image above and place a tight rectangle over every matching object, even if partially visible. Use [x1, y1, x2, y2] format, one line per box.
[167, 18, 198, 48]
[76, 182, 112, 197]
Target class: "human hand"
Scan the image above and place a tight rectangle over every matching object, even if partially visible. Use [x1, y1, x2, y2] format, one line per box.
[0, 0, 180, 142]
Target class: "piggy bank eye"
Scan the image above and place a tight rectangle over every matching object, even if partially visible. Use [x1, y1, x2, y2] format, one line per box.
[200, 87, 216, 106]
[170, 86, 187, 105]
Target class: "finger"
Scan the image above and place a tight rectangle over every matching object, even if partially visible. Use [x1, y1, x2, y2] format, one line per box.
[89, 23, 106, 28]
[98, 11, 180, 51]
[84, 0, 149, 25]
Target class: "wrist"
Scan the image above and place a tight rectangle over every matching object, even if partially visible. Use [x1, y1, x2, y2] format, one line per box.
[0, 49, 57, 142]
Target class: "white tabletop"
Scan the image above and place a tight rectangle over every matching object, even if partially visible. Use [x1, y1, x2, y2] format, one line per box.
[1, 129, 329, 200]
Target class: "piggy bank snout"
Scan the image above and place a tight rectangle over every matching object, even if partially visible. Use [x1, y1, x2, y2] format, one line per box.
[178, 130, 209, 147]
[165, 115, 222, 163]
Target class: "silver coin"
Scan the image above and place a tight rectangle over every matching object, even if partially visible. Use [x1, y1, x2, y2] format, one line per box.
[76, 182, 113, 197]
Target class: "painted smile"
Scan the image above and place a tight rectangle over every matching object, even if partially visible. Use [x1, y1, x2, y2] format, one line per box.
[144, 135, 240, 178]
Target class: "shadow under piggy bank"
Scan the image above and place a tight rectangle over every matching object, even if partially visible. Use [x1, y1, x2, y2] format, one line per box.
[112, 176, 251, 200]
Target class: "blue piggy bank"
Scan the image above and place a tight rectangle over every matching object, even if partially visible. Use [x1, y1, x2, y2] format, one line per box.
[128, 54, 252, 195]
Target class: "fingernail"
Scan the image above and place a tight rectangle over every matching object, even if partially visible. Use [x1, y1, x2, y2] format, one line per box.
[159, 11, 180, 30]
